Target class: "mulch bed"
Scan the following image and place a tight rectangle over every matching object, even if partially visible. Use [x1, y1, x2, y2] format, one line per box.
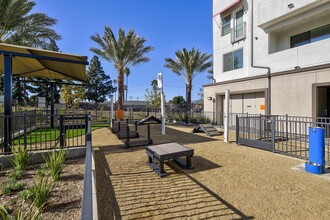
[0, 156, 85, 219]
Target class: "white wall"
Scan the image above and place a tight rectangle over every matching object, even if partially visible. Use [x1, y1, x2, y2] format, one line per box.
[256, 0, 315, 26]
[213, 0, 330, 82]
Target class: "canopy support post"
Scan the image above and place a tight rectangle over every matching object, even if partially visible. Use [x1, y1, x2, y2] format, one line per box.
[4, 54, 12, 153]
[50, 82, 55, 128]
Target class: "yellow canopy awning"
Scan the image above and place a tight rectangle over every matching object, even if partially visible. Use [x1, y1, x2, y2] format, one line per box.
[0, 43, 88, 82]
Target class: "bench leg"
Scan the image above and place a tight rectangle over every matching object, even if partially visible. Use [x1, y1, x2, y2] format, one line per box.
[148, 155, 153, 163]
[159, 160, 165, 174]
[186, 156, 192, 168]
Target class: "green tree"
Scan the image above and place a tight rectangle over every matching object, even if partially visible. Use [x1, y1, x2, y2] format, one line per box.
[12, 79, 30, 104]
[60, 81, 84, 108]
[124, 67, 130, 101]
[207, 69, 214, 81]
[85, 55, 116, 103]
[90, 27, 153, 110]
[172, 96, 186, 108]
[0, 0, 61, 47]
[197, 88, 204, 105]
[0, 0, 61, 105]
[164, 48, 212, 113]
[145, 80, 161, 112]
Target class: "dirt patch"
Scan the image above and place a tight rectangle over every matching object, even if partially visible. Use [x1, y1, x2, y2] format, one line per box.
[0, 157, 84, 219]
[93, 125, 330, 219]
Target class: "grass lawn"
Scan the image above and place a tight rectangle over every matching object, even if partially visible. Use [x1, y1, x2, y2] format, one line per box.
[13, 123, 109, 145]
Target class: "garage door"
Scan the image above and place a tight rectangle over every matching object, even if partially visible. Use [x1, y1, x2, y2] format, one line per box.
[243, 92, 265, 115]
[221, 92, 265, 115]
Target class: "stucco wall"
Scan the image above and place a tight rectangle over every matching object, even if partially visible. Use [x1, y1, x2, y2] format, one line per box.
[212, 0, 330, 83]
[205, 68, 330, 117]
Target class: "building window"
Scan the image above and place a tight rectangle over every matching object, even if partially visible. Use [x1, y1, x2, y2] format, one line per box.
[231, 8, 245, 43]
[221, 14, 231, 36]
[223, 49, 243, 72]
[291, 24, 330, 48]
[235, 9, 244, 39]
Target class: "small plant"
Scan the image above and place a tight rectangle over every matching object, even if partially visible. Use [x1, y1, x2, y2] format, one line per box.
[0, 205, 9, 220]
[0, 204, 41, 220]
[44, 148, 68, 181]
[36, 164, 48, 178]
[1, 179, 26, 195]
[19, 177, 54, 209]
[9, 146, 32, 174]
[8, 168, 25, 179]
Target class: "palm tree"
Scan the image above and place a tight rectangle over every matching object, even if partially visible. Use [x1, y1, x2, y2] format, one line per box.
[164, 48, 212, 112]
[124, 67, 130, 102]
[207, 69, 215, 82]
[90, 27, 153, 109]
[0, 0, 61, 47]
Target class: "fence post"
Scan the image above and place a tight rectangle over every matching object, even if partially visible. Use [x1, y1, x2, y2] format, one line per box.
[86, 115, 92, 140]
[247, 113, 250, 139]
[271, 117, 276, 152]
[85, 114, 89, 134]
[236, 115, 239, 144]
[286, 114, 288, 141]
[23, 112, 27, 149]
[59, 115, 65, 148]
[259, 114, 262, 140]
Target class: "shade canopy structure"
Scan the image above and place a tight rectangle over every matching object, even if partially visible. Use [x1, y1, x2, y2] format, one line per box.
[0, 43, 89, 153]
[0, 43, 88, 82]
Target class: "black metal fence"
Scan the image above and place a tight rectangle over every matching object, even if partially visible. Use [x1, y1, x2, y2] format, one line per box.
[236, 115, 330, 165]
[0, 111, 89, 155]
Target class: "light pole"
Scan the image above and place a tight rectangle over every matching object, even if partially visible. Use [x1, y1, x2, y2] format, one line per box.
[110, 95, 114, 127]
[157, 72, 166, 135]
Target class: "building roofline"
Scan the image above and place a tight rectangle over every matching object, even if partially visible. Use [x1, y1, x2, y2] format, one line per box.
[204, 63, 330, 87]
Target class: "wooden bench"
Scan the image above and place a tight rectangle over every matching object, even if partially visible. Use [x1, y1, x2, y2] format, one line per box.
[146, 142, 194, 177]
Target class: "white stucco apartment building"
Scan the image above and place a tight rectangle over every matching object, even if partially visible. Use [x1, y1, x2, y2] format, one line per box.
[204, 0, 330, 123]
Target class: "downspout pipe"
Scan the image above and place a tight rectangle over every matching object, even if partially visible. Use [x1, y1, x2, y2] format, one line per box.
[250, 0, 272, 115]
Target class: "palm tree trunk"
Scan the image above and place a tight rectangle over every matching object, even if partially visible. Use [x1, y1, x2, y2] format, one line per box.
[126, 76, 128, 101]
[186, 80, 192, 113]
[117, 69, 124, 110]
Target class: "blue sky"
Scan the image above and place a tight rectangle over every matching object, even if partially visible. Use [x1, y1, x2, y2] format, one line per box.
[33, 0, 213, 101]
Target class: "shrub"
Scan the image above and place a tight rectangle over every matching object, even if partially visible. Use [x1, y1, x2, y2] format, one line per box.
[1, 179, 26, 195]
[19, 177, 54, 209]
[189, 115, 211, 124]
[8, 168, 25, 180]
[9, 146, 32, 175]
[35, 164, 48, 178]
[0, 204, 41, 220]
[0, 205, 9, 220]
[43, 148, 68, 181]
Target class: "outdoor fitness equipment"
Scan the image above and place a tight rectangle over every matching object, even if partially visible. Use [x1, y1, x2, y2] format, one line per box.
[124, 115, 161, 148]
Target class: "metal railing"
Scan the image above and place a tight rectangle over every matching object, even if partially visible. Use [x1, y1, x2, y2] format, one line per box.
[0, 112, 89, 154]
[236, 114, 330, 165]
[81, 116, 98, 220]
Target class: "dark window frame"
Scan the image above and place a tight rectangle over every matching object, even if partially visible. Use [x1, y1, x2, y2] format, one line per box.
[221, 14, 231, 36]
[291, 24, 330, 48]
[223, 48, 243, 72]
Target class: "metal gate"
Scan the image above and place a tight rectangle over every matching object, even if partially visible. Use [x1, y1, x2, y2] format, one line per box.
[236, 115, 330, 165]
[236, 115, 275, 151]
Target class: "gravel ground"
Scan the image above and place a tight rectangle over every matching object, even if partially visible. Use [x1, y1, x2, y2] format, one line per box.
[93, 124, 330, 220]
[0, 157, 84, 219]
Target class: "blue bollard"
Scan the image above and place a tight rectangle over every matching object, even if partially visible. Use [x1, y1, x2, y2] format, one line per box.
[305, 127, 325, 174]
